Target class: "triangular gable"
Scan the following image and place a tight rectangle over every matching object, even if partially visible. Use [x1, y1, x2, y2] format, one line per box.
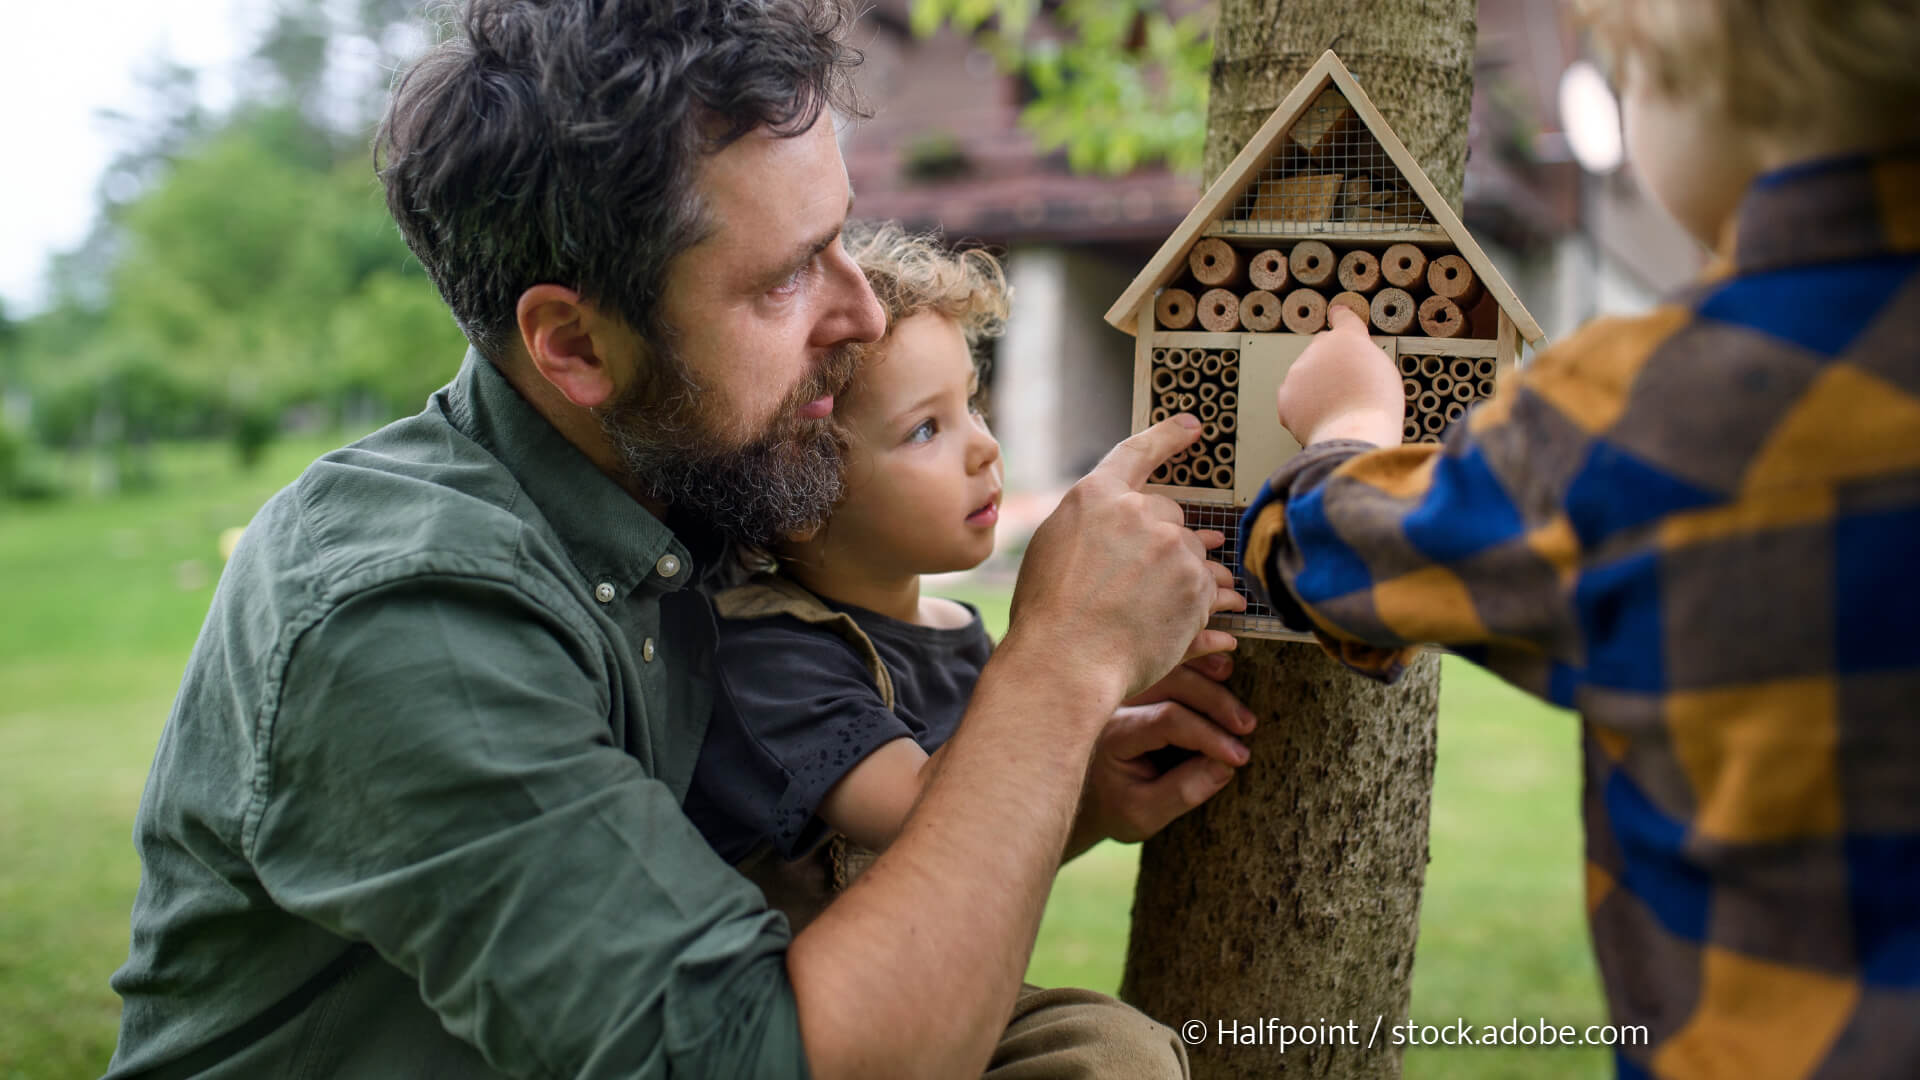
[1105, 50, 1544, 346]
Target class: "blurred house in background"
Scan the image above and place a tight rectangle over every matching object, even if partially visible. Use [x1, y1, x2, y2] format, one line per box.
[841, 0, 1701, 493]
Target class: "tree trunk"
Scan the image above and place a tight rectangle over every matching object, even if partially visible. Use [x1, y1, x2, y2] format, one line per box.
[1121, 5, 1475, 1078]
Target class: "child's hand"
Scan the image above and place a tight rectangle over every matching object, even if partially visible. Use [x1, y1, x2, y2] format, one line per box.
[1275, 305, 1405, 447]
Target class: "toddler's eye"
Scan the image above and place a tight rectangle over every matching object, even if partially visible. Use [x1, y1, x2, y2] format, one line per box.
[907, 418, 937, 444]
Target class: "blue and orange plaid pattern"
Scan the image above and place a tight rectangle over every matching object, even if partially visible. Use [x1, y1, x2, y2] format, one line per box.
[1240, 146, 1920, 1079]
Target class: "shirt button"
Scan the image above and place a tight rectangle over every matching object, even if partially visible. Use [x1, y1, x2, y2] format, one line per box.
[594, 582, 616, 604]
[642, 637, 656, 662]
[656, 554, 681, 579]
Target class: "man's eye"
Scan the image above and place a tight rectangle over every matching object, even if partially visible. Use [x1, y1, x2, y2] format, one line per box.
[770, 261, 809, 297]
[907, 418, 937, 444]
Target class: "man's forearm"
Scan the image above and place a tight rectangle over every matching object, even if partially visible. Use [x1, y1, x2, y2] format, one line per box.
[787, 632, 1120, 1079]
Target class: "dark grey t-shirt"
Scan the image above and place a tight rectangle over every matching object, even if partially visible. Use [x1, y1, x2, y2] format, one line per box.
[686, 599, 991, 862]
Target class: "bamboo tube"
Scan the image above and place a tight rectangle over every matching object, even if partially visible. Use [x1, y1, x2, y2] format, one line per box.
[1219, 390, 1238, 414]
[1474, 357, 1496, 379]
[1189, 238, 1244, 287]
[1188, 456, 1214, 486]
[1159, 389, 1179, 410]
[1198, 399, 1220, 423]
[1239, 290, 1283, 332]
[1155, 289, 1198, 331]
[1211, 466, 1233, 491]
[1201, 352, 1224, 377]
[1418, 390, 1442, 414]
[1282, 288, 1329, 334]
[1169, 445, 1189, 464]
[1477, 379, 1496, 398]
[1402, 419, 1421, 442]
[1418, 295, 1467, 338]
[1426, 254, 1484, 305]
[1423, 411, 1447, 434]
[1163, 348, 1189, 369]
[1151, 462, 1172, 483]
[1329, 291, 1372, 326]
[1445, 401, 1467, 423]
[1431, 372, 1454, 396]
[1249, 249, 1289, 292]
[1152, 348, 1167, 364]
[1177, 392, 1197, 412]
[1289, 240, 1336, 288]
[1172, 463, 1194, 486]
[1452, 381, 1476, 403]
[1201, 420, 1221, 443]
[1382, 243, 1427, 289]
[1220, 363, 1239, 388]
[1197, 288, 1240, 333]
[1419, 355, 1445, 377]
[1176, 366, 1201, 389]
[1151, 405, 1173, 424]
[1151, 368, 1176, 394]
[1449, 357, 1475, 382]
[1337, 249, 1382, 293]
[1398, 352, 1422, 376]
[1403, 378, 1420, 399]
[1215, 443, 1234, 465]
[1218, 409, 1238, 434]
[1371, 288, 1416, 334]
[1198, 382, 1219, 402]
[1421, 433, 1442, 444]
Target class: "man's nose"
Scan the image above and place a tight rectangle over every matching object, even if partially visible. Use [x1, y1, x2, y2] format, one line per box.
[812, 243, 886, 347]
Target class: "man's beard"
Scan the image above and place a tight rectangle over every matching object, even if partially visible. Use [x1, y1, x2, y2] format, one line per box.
[595, 343, 859, 549]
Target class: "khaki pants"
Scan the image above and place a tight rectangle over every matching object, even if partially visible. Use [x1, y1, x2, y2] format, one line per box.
[986, 984, 1190, 1079]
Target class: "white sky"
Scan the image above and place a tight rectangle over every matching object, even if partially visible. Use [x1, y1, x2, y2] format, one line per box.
[0, 1, 254, 315]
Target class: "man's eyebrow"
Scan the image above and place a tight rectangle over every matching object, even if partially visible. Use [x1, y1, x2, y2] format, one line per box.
[761, 190, 858, 290]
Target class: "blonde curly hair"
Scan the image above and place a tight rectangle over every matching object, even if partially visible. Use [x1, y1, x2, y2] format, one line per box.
[1573, 0, 1920, 137]
[842, 221, 1010, 351]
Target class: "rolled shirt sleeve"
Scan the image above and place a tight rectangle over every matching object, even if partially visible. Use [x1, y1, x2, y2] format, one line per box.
[248, 573, 810, 1079]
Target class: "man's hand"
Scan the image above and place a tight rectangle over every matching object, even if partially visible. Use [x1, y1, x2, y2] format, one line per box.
[1005, 415, 1244, 704]
[1067, 653, 1258, 856]
[1275, 305, 1405, 447]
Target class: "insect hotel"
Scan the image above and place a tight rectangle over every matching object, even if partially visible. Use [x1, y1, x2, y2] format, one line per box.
[1105, 50, 1545, 640]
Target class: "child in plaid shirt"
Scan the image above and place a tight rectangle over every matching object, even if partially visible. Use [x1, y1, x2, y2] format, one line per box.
[1241, 3, 1920, 1077]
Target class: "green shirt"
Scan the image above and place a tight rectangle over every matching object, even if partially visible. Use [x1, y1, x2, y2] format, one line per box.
[105, 353, 807, 1079]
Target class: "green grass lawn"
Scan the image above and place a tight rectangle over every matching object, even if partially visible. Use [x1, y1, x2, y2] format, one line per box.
[0, 434, 1604, 1078]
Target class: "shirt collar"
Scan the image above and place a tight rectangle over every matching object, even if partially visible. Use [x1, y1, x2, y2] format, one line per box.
[442, 350, 691, 598]
[1730, 142, 1920, 274]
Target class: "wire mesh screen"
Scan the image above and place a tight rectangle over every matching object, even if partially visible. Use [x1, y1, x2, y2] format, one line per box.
[1222, 88, 1435, 235]
[1181, 499, 1298, 637]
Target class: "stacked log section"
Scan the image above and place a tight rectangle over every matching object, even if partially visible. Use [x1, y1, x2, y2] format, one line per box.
[1155, 288, 1197, 330]
[1399, 353, 1499, 444]
[1381, 243, 1427, 289]
[1239, 290, 1283, 333]
[1249, 250, 1289, 292]
[1371, 288, 1416, 335]
[1282, 289, 1328, 334]
[1337, 250, 1381, 294]
[1288, 241, 1336, 288]
[1147, 347, 1241, 489]
[1197, 289, 1240, 333]
[1418, 295, 1466, 338]
[1426, 254, 1483, 305]
[1153, 242, 1496, 338]
[1189, 238, 1245, 288]
[1330, 291, 1372, 325]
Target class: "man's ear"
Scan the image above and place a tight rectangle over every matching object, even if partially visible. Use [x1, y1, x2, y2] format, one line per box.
[515, 284, 622, 409]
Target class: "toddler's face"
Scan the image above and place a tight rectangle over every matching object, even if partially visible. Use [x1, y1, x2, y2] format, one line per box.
[822, 312, 1003, 577]
[1620, 51, 1761, 251]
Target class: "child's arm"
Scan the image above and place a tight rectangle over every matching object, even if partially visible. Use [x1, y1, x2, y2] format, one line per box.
[816, 740, 942, 853]
[1244, 303, 1690, 695]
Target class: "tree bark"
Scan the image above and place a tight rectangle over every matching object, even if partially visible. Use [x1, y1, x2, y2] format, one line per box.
[1121, 5, 1474, 1078]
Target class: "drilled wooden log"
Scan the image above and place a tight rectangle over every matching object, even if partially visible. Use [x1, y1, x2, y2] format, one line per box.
[1329, 290, 1373, 326]
[1282, 288, 1329, 334]
[1371, 288, 1416, 335]
[1381, 243, 1427, 289]
[1289, 240, 1337, 288]
[1239, 290, 1283, 332]
[1337, 249, 1382, 293]
[1156, 288, 1198, 331]
[1249, 248, 1289, 292]
[1190, 237, 1245, 288]
[1417, 294, 1466, 338]
[1197, 288, 1241, 332]
[1426, 253, 1483, 305]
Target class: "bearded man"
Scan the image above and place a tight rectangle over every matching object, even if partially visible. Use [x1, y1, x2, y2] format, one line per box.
[101, 2, 1254, 1077]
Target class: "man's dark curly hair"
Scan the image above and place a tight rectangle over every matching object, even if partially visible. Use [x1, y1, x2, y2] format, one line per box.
[376, 0, 865, 363]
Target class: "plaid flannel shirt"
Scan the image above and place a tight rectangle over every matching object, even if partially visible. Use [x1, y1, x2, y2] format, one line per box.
[1240, 146, 1920, 1079]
